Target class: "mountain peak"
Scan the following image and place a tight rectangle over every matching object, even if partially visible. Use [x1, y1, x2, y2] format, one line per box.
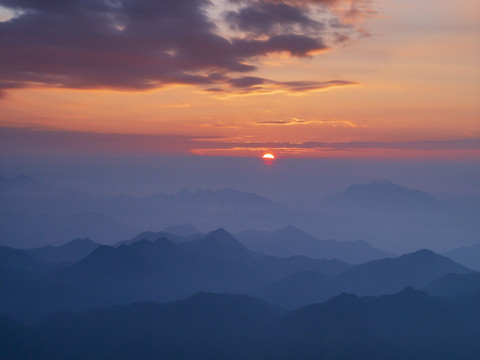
[205, 228, 239, 244]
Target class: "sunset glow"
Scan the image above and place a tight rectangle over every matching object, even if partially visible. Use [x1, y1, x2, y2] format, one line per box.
[0, 0, 478, 159]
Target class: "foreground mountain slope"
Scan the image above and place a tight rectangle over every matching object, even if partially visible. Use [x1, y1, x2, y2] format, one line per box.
[1, 289, 478, 360]
[260, 288, 479, 360]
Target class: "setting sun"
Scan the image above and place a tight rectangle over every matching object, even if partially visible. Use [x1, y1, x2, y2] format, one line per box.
[262, 153, 275, 159]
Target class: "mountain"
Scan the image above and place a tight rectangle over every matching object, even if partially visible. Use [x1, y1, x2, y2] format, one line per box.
[27, 238, 100, 264]
[260, 287, 479, 359]
[0, 229, 350, 323]
[254, 249, 473, 309]
[443, 244, 480, 271]
[317, 180, 479, 253]
[117, 230, 202, 246]
[179, 228, 255, 262]
[237, 225, 393, 264]
[424, 272, 480, 298]
[0, 293, 284, 360]
[1, 289, 478, 359]
[336, 249, 472, 296]
[0, 180, 301, 247]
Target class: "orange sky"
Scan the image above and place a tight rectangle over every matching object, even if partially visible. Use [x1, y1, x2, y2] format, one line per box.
[0, 0, 479, 159]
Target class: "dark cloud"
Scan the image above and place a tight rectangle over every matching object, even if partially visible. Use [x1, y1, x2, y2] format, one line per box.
[209, 76, 356, 94]
[0, 0, 365, 94]
[228, 76, 265, 88]
[225, 1, 322, 36]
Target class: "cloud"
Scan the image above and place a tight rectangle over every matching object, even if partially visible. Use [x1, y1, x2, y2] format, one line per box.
[205, 77, 357, 94]
[225, 1, 323, 36]
[255, 117, 359, 126]
[2, 127, 479, 159]
[0, 0, 368, 95]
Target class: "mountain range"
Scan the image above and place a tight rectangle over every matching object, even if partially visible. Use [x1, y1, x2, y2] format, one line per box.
[0, 228, 474, 323]
[0, 288, 478, 360]
[237, 225, 393, 264]
[1, 175, 478, 253]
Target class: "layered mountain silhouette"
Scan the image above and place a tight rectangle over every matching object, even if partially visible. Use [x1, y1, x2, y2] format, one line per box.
[0, 229, 350, 323]
[1, 176, 478, 254]
[1, 228, 473, 322]
[261, 287, 479, 359]
[0, 289, 478, 360]
[254, 249, 473, 308]
[237, 225, 393, 264]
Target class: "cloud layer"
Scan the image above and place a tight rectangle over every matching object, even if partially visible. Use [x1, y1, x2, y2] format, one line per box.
[0, 0, 370, 95]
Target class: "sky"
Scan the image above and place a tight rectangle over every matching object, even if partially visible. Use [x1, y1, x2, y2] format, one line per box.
[0, 0, 479, 159]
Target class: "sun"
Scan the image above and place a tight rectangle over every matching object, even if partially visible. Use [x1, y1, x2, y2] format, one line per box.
[262, 153, 275, 165]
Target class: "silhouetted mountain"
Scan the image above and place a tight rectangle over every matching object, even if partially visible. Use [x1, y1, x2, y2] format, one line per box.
[336, 249, 472, 296]
[117, 230, 202, 246]
[424, 272, 480, 298]
[252, 270, 341, 309]
[27, 238, 100, 264]
[261, 287, 479, 359]
[180, 228, 254, 262]
[237, 225, 393, 264]
[0, 293, 284, 360]
[444, 244, 480, 271]
[0, 229, 350, 323]
[1, 290, 478, 359]
[164, 224, 201, 236]
[0, 182, 303, 247]
[337, 180, 442, 210]
[252, 249, 473, 309]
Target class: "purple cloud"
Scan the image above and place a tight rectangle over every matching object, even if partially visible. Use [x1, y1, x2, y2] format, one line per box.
[0, 0, 367, 94]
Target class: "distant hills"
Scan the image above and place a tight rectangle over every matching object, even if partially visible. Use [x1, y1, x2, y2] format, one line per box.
[0, 288, 478, 360]
[254, 248, 473, 309]
[0, 229, 350, 323]
[0, 228, 474, 322]
[0, 175, 478, 253]
[318, 180, 479, 252]
[237, 225, 393, 264]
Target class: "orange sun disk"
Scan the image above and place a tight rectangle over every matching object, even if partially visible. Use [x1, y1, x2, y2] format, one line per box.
[262, 153, 275, 164]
